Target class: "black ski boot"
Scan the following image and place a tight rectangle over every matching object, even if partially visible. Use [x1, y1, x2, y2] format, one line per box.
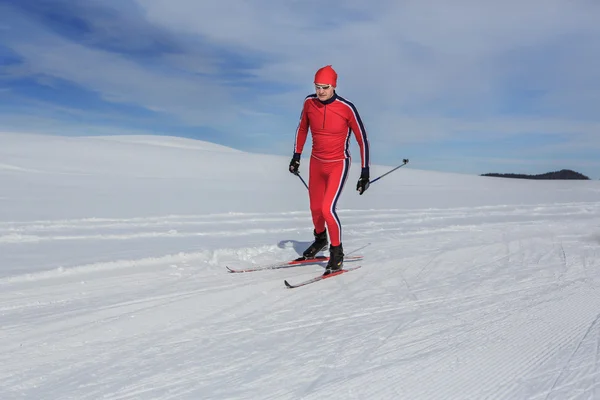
[301, 229, 328, 260]
[324, 244, 344, 275]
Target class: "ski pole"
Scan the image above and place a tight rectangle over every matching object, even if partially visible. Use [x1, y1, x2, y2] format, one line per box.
[295, 173, 309, 189]
[369, 159, 409, 184]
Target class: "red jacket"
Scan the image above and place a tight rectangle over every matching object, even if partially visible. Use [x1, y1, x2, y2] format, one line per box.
[293, 93, 370, 169]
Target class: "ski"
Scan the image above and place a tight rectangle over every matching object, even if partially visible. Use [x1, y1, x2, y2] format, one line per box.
[226, 255, 362, 273]
[284, 265, 362, 289]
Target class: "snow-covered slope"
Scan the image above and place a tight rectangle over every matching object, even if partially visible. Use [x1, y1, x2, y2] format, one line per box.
[1, 132, 599, 399]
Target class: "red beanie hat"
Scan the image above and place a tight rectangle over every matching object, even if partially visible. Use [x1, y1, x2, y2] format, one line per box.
[314, 65, 337, 87]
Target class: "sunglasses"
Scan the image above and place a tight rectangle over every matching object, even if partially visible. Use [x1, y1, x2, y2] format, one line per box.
[315, 84, 332, 90]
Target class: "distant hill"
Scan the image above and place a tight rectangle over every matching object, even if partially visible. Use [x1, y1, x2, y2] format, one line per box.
[481, 169, 590, 180]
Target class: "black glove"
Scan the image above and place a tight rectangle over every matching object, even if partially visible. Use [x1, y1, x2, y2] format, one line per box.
[356, 167, 370, 195]
[289, 153, 301, 175]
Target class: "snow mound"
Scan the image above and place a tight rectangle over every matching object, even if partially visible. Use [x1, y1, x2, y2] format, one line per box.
[90, 135, 243, 153]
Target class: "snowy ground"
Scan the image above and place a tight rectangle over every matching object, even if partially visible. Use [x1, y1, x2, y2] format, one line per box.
[1, 132, 600, 399]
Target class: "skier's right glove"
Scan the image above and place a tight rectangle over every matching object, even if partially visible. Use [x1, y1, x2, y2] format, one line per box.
[289, 153, 301, 175]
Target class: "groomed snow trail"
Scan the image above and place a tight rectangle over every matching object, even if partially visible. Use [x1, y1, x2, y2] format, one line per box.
[2, 202, 600, 399]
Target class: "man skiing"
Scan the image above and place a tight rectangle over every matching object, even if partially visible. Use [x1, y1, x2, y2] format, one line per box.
[289, 65, 370, 274]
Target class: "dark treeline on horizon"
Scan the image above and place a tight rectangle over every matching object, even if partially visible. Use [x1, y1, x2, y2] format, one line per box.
[481, 169, 590, 180]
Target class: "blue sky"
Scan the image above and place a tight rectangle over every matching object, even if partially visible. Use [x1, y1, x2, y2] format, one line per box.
[1, 0, 599, 178]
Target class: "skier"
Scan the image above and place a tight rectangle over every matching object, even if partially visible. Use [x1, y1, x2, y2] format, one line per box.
[289, 65, 370, 274]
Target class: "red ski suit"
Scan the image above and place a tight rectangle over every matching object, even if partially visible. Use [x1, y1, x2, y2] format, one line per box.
[293, 93, 370, 246]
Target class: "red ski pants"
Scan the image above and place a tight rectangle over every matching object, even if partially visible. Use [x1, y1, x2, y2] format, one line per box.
[308, 157, 350, 246]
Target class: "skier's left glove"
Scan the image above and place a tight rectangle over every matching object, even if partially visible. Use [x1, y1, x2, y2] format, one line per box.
[356, 167, 370, 195]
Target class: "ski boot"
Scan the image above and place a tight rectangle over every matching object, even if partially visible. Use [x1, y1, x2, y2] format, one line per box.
[300, 229, 328, 260]
[324, 244, 344, 275]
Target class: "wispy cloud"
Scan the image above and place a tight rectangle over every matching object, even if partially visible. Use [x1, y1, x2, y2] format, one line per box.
[1, 0, 599, 177]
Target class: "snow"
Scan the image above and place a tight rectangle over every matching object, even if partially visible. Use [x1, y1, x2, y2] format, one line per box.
[1, 131, 599, 399]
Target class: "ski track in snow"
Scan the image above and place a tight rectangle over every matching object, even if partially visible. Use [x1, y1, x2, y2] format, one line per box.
[1, 202, 600, 399]
[0, 201, 597, 242]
